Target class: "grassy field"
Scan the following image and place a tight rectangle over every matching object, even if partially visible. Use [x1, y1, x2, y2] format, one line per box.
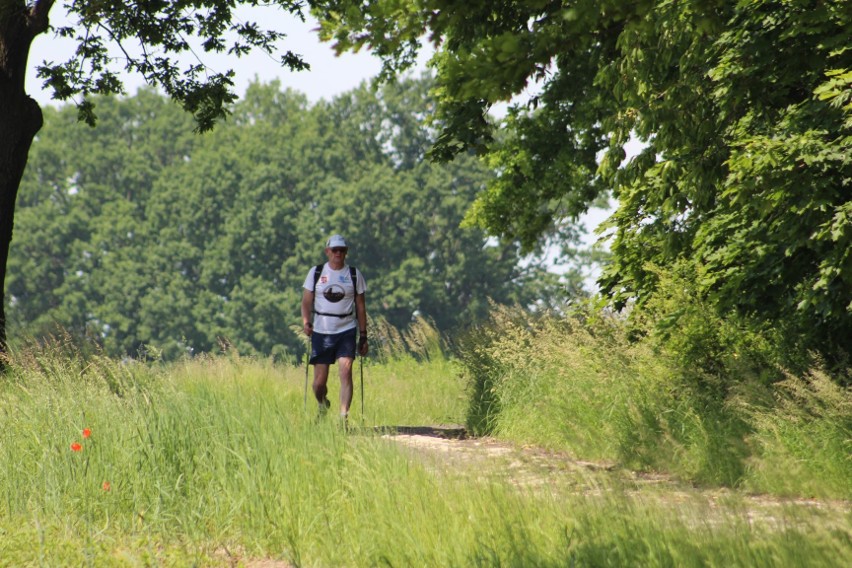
[0, 337, 849, 566]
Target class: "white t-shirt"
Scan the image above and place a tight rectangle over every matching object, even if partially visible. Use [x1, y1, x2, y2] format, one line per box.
[303, 263, 367, 334]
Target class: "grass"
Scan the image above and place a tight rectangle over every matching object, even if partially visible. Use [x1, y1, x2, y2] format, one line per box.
[458, 305, 852, 497]
[0, 338, 849, 566]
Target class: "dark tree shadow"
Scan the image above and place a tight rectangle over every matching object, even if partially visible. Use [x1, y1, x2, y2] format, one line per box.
[366, 425, 468, 439]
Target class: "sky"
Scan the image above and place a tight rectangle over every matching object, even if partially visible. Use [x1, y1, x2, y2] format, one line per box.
[27, 9, 414, 107]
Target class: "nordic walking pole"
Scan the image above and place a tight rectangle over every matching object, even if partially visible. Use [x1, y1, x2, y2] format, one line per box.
[360, 354, 365, 416]
[304, 351, 309, 411]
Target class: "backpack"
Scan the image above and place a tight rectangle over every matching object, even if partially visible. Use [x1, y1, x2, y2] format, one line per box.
[311, 264, 358, 318]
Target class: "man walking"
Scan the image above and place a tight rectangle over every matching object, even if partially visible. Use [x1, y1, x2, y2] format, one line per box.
[301, 234, 368, 420]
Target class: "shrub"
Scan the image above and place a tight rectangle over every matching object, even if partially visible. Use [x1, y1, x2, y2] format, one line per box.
[455, 299, 850, 495]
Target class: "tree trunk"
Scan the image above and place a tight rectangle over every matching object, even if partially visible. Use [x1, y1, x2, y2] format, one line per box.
[0, 94, 42, 358]
[0, 3, 49, 364]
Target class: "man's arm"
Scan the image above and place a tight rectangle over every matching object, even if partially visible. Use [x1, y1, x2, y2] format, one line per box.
[301, 288, 314, 336]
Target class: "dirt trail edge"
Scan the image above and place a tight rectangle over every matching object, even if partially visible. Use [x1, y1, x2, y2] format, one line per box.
[233, 424, 849, 567]
[380, 424, 851, 532]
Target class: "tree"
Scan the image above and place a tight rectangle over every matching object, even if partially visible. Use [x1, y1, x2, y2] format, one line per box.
[8, 91, 197, 341]
[311, 0, 852, 364]
[12, 78, 566, 360]
[0, 0, 311, 357]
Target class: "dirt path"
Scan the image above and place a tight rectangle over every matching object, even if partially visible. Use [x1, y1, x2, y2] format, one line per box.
[379, 425, 852, 532]
[237, 424, 849, 567]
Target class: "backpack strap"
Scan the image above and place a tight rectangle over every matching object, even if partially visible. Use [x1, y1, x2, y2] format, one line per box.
[350, 266, 363, 335]
[311, 264, 323, 317]
[312, 264, 323, 290]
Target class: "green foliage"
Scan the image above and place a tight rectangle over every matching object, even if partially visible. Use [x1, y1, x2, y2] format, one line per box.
[630, 261, 807, 386]
[10, 78, 569, 360]
[457, 303, 750, 486]
[312, 0, 852, 367]
[35, 1, 311, 131]
[456, 303, 851, 496]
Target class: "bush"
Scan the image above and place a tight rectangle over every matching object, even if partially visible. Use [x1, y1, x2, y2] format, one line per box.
[455, 300, 851, 496]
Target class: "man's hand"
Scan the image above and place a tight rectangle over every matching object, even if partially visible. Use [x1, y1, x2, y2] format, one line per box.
[358, 334, 369, 356]
[303, 322, 313, 336]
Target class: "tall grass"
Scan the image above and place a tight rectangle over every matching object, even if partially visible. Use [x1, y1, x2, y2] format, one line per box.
[2, 339, 848, 565]
[457, 304, 852, 498]
[736, 368, 852, 497]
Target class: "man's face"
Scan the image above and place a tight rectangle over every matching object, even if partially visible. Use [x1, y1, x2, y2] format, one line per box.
[325, 246, 348, 262]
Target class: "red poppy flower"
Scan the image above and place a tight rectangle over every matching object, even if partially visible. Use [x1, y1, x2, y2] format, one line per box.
[82, 428, 91, 439]
[102, 481, 111, 491]
[70, 442, 82, 452]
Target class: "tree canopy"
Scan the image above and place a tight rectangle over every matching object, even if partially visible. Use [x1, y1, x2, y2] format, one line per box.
[35, 0, 312, 129]
[10, 77, 575, 360]
[1, 0, 324, 357]
[311, 0, 852, 365]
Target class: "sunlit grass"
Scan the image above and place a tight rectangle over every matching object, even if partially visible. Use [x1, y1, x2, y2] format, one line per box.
[0, 339, 849, 566]
[458, 305, 852, 497]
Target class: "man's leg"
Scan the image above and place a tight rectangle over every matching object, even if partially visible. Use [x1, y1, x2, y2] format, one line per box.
[313, 363, 331, 405]
[338, 357, 354, 415]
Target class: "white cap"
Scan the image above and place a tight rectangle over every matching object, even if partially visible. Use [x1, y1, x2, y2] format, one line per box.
[326, 234, 348, 248]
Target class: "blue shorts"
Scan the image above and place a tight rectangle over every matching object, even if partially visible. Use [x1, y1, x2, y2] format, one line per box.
[310, 328, 357, 365]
